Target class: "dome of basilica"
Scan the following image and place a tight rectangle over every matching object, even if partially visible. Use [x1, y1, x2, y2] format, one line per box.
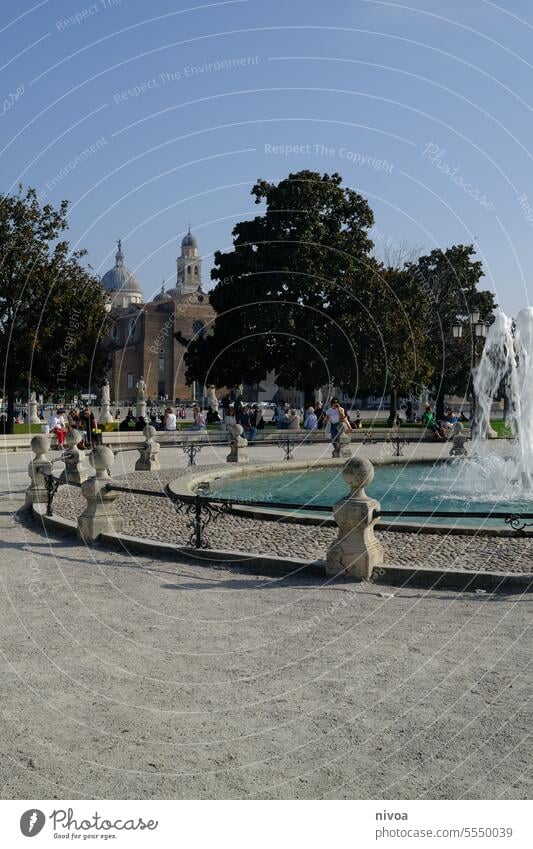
[102, 240, 142, 297]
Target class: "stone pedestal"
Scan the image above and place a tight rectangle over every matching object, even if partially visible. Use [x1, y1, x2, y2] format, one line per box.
[78, 446, 124, 542]
[326, 456, 383, 580]
[25, 434, 53, 507]
[135, 425, 160, 471]
[28, 392, 40, 425]
[226, 423, 249, 464]
[59, 429, 87, 485]
[135, 401, 147, 420]
[99, 380, 114, 425]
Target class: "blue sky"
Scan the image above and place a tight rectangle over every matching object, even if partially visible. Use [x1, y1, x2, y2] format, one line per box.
[2, 0, 533, 315]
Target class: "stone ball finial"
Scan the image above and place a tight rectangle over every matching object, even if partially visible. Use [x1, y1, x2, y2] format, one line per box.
[66, 429, 81, 447]
[90, 445, 115, 473]
[143, 424, 156, 439]
[31, 434, 50, 457]
[342, 455, 374, 495]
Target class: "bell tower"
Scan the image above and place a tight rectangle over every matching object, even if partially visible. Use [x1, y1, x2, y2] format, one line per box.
[177, 226, 202, 295]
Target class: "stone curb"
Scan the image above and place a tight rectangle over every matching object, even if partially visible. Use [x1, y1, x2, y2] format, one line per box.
[30, 503, 533, 592]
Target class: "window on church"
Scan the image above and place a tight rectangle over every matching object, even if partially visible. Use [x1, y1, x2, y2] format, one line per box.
[128, 318, 135, 338]
[127, 373, 134, 389]
[194, 265, 198, 276]
[193, 319, 206, 338]
[159, 357, 165, 372]
[187, 266, 191, 275]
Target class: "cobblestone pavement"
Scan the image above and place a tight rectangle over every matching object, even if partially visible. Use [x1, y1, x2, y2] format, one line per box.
[52, 469, 533, 574]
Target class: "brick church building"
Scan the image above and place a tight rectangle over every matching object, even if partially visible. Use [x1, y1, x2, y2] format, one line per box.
[103, 228, 215, 404]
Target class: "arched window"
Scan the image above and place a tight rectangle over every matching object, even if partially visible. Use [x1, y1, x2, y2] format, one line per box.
[192, 319, 206, 338]
[187, 265, 192, 275]
[128, 318, 135, 338]
[194, 265, 199, 276]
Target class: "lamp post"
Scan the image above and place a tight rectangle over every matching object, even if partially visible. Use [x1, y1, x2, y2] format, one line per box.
[452, 311, 489, 436]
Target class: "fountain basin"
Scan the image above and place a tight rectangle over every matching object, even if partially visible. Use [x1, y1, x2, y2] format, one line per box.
[172, 457, 533, 534]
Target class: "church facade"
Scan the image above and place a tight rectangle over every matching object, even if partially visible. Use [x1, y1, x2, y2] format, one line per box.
[103, 229, 214, 404]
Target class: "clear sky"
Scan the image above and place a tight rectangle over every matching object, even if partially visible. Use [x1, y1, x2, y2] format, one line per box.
[2, 0, 533, 315]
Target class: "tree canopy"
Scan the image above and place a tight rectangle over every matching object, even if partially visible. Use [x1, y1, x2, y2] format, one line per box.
[0, 186, 111, 431]
[405, 245, 497, 416]
[178, 170, 437, 404]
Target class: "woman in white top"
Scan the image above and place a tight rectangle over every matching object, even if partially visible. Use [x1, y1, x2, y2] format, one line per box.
[164, 407, 177, 431]
[49, 409, 67, 447]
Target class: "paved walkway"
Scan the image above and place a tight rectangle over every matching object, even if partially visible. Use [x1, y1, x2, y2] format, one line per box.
[0, 444, 531, 799]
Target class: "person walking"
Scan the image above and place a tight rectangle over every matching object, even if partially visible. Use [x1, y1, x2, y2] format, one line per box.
[325, 398, 342, 442]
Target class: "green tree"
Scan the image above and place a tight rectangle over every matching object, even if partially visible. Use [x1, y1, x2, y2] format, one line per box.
[356, 263, 434, 424]
[179, 170, 435, 410]
[406, 245, 497, 418]
[0, 186, 111, 432]
[178, 170, 381, 402]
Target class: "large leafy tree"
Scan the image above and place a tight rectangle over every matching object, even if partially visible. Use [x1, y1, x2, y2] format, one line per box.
[180, 170, 434, 408]
[356, 263, 434, 422]
[179, 171, 414, 401]
[405, 245, 497, 418]
[0, 186, 111, 432]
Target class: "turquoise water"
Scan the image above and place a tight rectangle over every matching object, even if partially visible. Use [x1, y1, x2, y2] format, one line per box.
[209, 463, 530, 528]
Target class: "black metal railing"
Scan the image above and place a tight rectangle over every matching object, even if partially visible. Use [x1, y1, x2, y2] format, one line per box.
[105, 482, 331, 549]
[374, 508, 533, 533]
[43, 472, 61, 516]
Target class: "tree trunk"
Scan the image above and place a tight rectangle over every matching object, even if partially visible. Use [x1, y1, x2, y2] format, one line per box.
[387, 389, 397, 426]
[303, 384, 316, 409]
[6, 388, 14, 435]
[435, 385, 446, 421]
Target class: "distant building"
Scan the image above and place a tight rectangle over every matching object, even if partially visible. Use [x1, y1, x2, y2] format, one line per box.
[103, 229, 215, 403]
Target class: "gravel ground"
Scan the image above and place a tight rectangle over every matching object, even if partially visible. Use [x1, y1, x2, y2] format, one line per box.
[52, 470, 533, 574]
[1, 490, 531, 801]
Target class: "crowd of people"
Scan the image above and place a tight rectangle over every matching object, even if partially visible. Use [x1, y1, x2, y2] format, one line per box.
[1, 395, 469, 447]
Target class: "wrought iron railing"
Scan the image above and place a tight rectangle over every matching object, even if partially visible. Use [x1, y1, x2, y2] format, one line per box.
[374, 509, 533, 533]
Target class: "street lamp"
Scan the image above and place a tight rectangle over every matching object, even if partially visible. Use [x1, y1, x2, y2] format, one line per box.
[451, 310, 489, 434]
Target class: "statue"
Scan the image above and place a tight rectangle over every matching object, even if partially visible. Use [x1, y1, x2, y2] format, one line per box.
[136, 376, 147, 419]
[28, 390, 40, 424]
[136, 377, 147, 402]
[207, 385, 218, 409]
[99, 380, 114, 425]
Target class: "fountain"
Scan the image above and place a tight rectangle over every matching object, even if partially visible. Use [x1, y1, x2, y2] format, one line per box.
[456, 307, 533, 497]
